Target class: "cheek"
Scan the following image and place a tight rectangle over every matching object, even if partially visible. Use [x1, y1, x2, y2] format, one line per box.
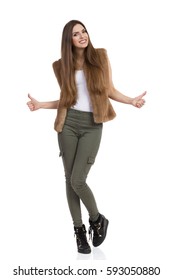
[72, 37, 78, 46]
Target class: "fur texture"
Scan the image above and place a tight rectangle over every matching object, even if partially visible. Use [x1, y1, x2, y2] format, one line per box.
[52, 49, 116, 132]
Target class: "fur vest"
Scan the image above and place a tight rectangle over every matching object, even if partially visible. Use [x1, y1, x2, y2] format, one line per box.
[52, 48, 116, 132]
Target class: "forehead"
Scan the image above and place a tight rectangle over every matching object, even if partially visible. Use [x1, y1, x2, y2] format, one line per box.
[72, 24, 84, 33]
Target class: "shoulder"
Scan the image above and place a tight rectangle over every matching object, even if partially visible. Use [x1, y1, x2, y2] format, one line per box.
[95, 48, 109, 66]
[52, 59, 62, 84]
[95, 48, 107, 56]
[95, 48, 108, 61]
[52, 59, 62, 73]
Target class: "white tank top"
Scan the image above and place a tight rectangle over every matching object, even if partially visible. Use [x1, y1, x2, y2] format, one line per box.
[72, 70, 93, 112]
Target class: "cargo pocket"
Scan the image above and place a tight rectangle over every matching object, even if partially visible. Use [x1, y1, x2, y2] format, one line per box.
[59, 151, 64, 157]
[84, 157, 95, 176]
[87, 157, 95, 164]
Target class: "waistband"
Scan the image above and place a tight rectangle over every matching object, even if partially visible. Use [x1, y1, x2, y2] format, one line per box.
[67, 108, 94, 119]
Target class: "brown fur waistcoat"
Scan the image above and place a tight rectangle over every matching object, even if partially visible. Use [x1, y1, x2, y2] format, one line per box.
[52, 48, 116, 132]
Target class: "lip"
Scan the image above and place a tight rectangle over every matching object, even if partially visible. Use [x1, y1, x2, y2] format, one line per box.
[79, 39, 87, 44]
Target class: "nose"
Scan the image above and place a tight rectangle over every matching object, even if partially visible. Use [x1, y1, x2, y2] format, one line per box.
[79, 32, 84, 39]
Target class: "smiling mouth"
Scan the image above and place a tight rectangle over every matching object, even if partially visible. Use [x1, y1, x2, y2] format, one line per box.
[79, 39, 87, 44]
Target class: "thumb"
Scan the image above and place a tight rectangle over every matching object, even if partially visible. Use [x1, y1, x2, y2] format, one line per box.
[28, 93, 33, 100]
[139, 91, 147, 99]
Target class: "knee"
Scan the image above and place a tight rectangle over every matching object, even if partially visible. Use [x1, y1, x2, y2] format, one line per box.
[65, 174, 72, 188]
[71, 176, 86, 193]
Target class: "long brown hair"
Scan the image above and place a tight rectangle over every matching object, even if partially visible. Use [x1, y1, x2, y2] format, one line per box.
[60, 20, 106, 108]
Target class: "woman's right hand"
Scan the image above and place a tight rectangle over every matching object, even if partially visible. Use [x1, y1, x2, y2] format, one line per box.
[27, 93, 41, 111]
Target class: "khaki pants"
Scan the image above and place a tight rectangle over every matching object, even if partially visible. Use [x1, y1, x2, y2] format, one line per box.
[58, 109, 103, 227]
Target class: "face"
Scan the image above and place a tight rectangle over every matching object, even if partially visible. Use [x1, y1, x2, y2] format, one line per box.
[72, 24, 89, 49]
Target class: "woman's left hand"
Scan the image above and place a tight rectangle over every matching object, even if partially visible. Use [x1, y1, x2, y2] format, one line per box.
[131, 91, 147, 108]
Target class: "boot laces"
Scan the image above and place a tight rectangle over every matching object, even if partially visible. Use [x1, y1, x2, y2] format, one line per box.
[89, 222, 102, 239]
[74, 228, 89, 246]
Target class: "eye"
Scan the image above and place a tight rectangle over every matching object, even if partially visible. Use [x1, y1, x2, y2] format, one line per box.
[82, 29, 87, 33]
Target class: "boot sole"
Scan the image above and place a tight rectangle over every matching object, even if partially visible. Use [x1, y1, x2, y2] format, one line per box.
[78, 247, 91, 254]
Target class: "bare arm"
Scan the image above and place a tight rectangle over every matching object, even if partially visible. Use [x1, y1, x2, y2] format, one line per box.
[27, 94, 59, 111]
[107, 54, 146, 108]
[109, 89, 146, 108]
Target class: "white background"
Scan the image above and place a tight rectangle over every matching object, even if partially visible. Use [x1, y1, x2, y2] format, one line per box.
[0, 0, 172, 279]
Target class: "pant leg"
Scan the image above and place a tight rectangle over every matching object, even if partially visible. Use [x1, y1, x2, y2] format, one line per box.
[58, 109, 103, 227]
[71, 125, 102, 223]
[58, 125, 83, 227]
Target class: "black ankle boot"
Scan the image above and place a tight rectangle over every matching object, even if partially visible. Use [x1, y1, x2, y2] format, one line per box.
[89, 214, 109, 247]
[74, 224, 91, 254]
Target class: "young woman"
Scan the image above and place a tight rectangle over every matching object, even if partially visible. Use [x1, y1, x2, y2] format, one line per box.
[27, 20, 146, 254]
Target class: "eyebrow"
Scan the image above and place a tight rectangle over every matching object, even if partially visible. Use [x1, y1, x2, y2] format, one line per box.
[72, 28, 86, 35]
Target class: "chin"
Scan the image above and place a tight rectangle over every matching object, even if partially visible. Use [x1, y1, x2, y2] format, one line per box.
[80, 43, 88, 48]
